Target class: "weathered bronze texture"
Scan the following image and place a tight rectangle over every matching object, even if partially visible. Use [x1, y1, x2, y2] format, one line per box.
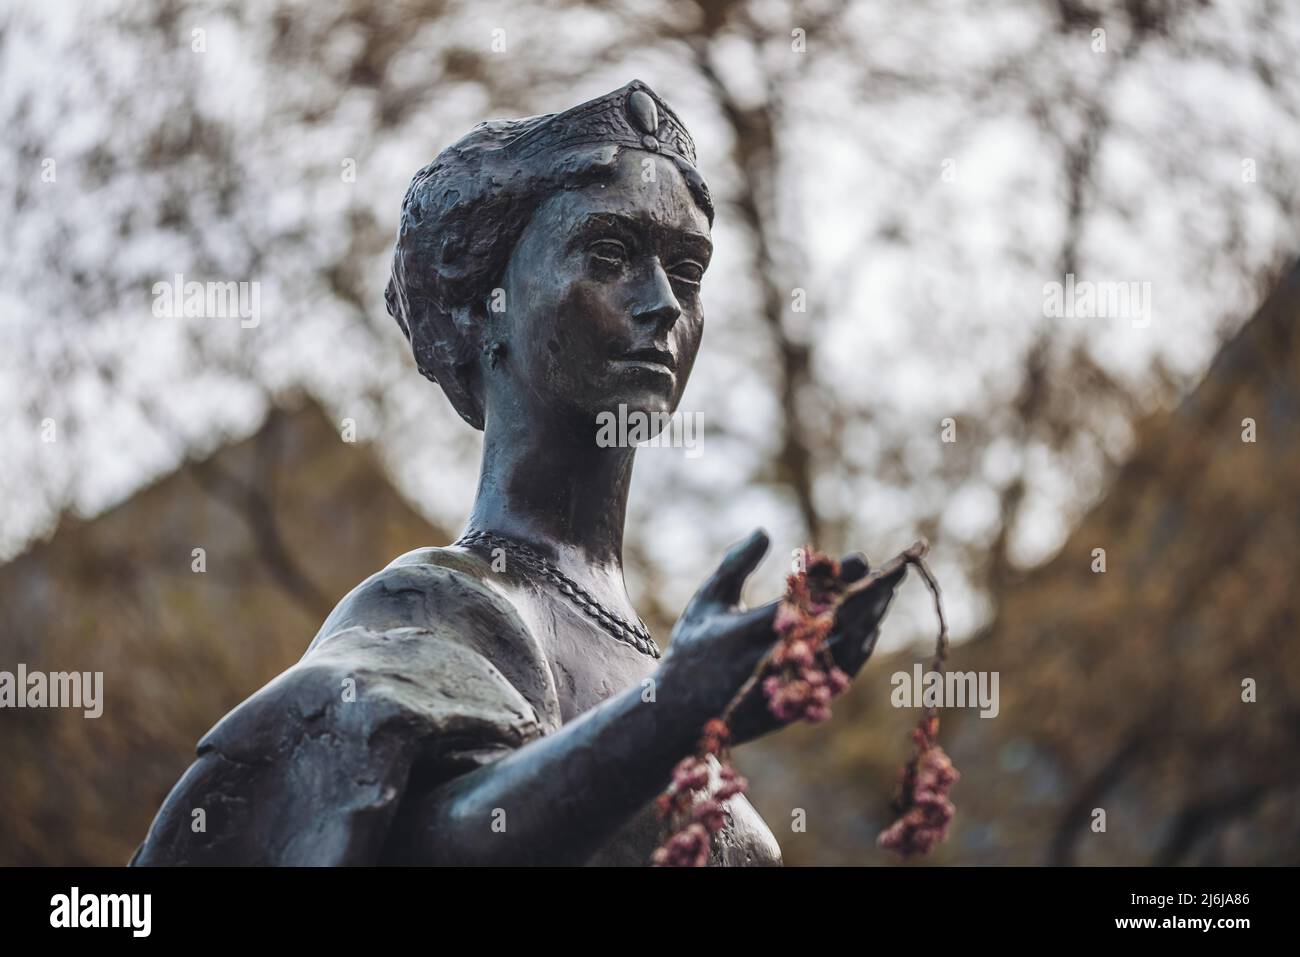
[132, 81, 904, 866]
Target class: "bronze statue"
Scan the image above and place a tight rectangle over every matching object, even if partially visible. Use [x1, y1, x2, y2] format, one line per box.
[132, 80, 906, 866]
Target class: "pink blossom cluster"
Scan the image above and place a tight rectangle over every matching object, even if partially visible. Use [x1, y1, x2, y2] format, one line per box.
[653, 546, 958, 866]
[762, 660, 850, 723]
[761, 549, 851, 723]
[877, 718, 960, 857]
[651, 720, 747, 867]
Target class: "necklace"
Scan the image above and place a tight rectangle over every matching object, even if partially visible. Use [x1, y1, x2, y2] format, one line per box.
[453, 530, 662, 659]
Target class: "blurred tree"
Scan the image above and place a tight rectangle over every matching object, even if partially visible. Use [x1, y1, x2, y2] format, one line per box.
[0, 400, 446, 865]
[4, 0, 1298, 644]
[751, 262, 1300, 865]
[2, 2, 1300, 869]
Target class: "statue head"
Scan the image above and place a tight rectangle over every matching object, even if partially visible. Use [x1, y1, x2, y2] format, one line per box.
[385, 80, 714, 435]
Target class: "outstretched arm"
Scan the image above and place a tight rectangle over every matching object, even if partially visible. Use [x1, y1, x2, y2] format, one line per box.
[384, 530, 905, 865]
[134, 532, 902, 866]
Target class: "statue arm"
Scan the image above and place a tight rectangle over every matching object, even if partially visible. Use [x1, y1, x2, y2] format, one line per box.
[130, 620, 547, 866]
[378, 533, 901, 866]
[134, 533, 901, 866]
[132, 562, 556, 866]
[382, 532, 789, 866]
[383, 655, 714, 866]
[132, 560, 712, 867]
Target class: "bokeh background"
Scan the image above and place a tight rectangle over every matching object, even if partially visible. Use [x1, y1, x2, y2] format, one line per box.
[2, 0, 1298, 865]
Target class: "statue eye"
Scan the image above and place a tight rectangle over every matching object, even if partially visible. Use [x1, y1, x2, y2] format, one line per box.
[669, 260, 704, 286]
[588, 240, 629, 265]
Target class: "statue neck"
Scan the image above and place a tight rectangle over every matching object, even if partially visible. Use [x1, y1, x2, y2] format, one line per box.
[465, 405, 634, 575]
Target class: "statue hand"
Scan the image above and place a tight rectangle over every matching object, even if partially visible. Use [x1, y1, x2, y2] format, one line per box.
[825, 553, 908, 679]
[658, 529, 782, 726]
[720, 550, 907, 746]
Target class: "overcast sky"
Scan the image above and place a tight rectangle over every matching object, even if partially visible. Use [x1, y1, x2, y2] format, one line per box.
[3, 0, 1298, 649]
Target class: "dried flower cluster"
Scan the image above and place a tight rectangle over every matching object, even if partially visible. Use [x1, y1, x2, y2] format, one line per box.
[652, 541, 955, 866]
[876, 714, 960, 857]
[651, 719, 747, 867]
[651, 548, 859, 866]
[764, 550, 852, 723]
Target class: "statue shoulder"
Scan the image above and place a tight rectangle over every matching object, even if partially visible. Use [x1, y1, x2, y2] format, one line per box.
[133, 622, 548, 865]
[130, 551, 562, 866]
[307, 547, 561, 729]
[307, 546, 516, 650]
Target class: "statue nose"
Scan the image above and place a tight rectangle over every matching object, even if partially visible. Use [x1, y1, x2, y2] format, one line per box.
[631, 260, 682, 329]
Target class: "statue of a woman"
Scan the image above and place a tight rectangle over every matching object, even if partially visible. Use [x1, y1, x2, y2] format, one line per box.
[132, 80, 906, 866]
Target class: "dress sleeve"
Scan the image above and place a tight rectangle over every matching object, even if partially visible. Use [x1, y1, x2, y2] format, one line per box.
[132, 583, 559, 865]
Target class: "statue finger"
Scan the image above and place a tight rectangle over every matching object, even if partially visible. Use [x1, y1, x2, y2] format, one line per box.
[839, 552, 869, 583]
[697, 528, 769, 607]
[729, 599, 780, 645]
[838, 563, 907, 633]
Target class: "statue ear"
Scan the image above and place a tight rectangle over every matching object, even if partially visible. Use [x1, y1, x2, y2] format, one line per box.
[408, 298, 487, 431]
[450, 301, 487, 424]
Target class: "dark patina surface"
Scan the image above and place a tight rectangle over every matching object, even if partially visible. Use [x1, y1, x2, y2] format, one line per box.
[133, 81, 903, 866]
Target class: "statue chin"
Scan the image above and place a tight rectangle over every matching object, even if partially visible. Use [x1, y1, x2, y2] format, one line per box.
[623, 372, 686, 413]
[616, 389, 679, 421]
[594, 395, 694, 453]
[568, 384, 684, 447]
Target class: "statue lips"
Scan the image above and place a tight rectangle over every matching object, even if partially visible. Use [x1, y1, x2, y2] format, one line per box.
[613, 346, 677, 383]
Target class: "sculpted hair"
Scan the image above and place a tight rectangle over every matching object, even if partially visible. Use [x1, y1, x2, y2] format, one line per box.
[385, 118, 713, 430]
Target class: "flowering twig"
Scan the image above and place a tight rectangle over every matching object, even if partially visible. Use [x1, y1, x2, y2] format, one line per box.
[650, 719, 747, 867]
[653, 540, 954, 865]
[876, 545, 960, 859]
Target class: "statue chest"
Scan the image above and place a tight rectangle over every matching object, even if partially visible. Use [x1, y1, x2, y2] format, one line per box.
[522, 593, 660, 720]
[528, 600, 782, 867]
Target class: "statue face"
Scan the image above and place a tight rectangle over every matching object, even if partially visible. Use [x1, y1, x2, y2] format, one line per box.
[491, 149, 712, 436]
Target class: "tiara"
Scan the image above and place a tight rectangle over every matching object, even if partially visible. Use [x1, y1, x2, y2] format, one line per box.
[501, 79, 699, 167]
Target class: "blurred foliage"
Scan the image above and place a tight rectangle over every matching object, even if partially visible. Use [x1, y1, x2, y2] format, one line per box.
[0, 402, 444, 865]
[1, 0, 1299, 864]
[751, 265, 1300, 865]
[3, 0, 1300, 640]
[4, 267, 1298, 865]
